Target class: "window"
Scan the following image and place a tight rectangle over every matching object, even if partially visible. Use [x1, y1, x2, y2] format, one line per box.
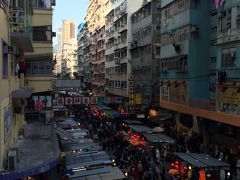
[25, 55, 53, 76]
[221, 48, 236, 68]
[2, 41, 8, 79]
[121, 81, 127, 88]
[32, 0, 51, 8]
[156, 47, 160, 55]
[160, 85, 169, 102]
[160, 55, 188, 72]
[33, 26, 52, 41]
[115, 80, 121, 88]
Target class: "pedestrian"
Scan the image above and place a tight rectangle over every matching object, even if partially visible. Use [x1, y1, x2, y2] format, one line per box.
[137, 161, 144, 180]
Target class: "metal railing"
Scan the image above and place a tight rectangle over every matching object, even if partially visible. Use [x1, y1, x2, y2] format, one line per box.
[9, 0, 32, 39]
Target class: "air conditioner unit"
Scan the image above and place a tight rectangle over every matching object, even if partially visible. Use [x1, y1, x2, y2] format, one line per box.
[8, 150, 17, 170]
[191, 25, 199, 33]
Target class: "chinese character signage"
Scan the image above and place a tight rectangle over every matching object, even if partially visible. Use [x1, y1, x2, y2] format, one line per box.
[91, 97, 97, 104]
[56, 97, 64, 105]
[74, 97, 81, 105]
[82, 97, 90, 105]
[65, 97, 73, 105]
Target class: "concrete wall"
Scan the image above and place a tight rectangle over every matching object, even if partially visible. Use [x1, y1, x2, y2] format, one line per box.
[188, 1, 211, 99]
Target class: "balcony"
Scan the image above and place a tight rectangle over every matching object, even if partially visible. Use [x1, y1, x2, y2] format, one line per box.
[189, 98, 216, 111]
[9, 0, 33, 52]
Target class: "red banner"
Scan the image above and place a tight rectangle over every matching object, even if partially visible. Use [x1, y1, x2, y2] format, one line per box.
[74, 97, 81, 105]
[91, 97, 97, 104]
[82, 97, 90, 105]
[56, 97, 64, 105]
[65, 97, 73, 105]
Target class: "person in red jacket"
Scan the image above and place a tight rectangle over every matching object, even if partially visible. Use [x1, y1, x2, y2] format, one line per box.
[18, 57, 26, 78]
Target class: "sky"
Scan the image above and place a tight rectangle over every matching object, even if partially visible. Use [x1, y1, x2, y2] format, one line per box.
[52, 0, 89, 44]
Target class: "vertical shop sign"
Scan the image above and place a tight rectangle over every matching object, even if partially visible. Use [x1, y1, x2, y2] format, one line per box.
[129, 74, 134, 112]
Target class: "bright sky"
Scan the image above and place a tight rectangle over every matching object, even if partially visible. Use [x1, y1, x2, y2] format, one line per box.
[53, 0, 89, 44]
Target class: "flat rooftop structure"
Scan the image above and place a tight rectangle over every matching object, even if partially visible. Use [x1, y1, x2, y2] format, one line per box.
[68, 166, 125, 180]
[128, 125, 152, 133]
[143, 133, 176, 143]
[65, 151, 110, 165]
[124, 120, 143, 125]
[0, 121, 60, 179]
[176, 153, 230, 168]
[60, 139, 99, 152]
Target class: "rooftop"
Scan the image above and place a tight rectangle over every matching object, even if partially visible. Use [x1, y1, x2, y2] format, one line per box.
[0, 120, 60, 179]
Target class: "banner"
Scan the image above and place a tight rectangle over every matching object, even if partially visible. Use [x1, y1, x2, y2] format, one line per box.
[91, 97, 97, 104]
[65, 97, 73, 105]
[74, 97, 81, 105]
[56, 97, 64, 105]
[82, 97, 90, 105]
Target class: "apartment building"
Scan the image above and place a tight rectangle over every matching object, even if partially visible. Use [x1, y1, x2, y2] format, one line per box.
[77, 23, 86, 82]
[62, 19, 75, 44]
[91, 26, 106, 96]
[158, 0, 240, 162]
[24, 0, 55, 96]
[60, 20, 77, 77]
[130, 0, 161, 107]
[0, 0, 32, 170]
[105, 0, 143, 107]
[56, 27, 62, 53]
[0, 0, 59, 177]
[80, 0, 110, 92]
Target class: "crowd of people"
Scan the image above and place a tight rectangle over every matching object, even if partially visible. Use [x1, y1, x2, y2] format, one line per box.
[70, 105, 238, 180]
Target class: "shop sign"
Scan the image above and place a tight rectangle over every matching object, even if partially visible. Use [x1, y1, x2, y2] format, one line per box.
[82, 97, 90, 105]
[221, 87, 240, 105]
[106, 96, 116, 104]
[134, 93, 142, 105]
[116, 97, 123, 104]
[129, 74, 134, 106]
[91, 97, 97, 104]
[65, 97, 73, 105]
[56, 97, 64, 105]
[4, 106, 13, 143]
[97, 96, 105, 104]
[74, 97, 81, 105]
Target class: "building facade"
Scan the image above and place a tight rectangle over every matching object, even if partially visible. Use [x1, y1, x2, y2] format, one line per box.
[0, 0, 57, 173]
[105, 0, 143, 108]
[130, 0, 161, 107]
[158, 0, 240, 166]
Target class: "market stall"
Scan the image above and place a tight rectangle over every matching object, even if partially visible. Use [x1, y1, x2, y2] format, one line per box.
[65, 151, 112, 174]
[166, 153, 230, 180]
[67, 166, 126, 180]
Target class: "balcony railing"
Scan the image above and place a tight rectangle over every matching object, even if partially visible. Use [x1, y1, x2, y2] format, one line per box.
[9, 0, 33, 52]
[189, 98, 216, 111]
